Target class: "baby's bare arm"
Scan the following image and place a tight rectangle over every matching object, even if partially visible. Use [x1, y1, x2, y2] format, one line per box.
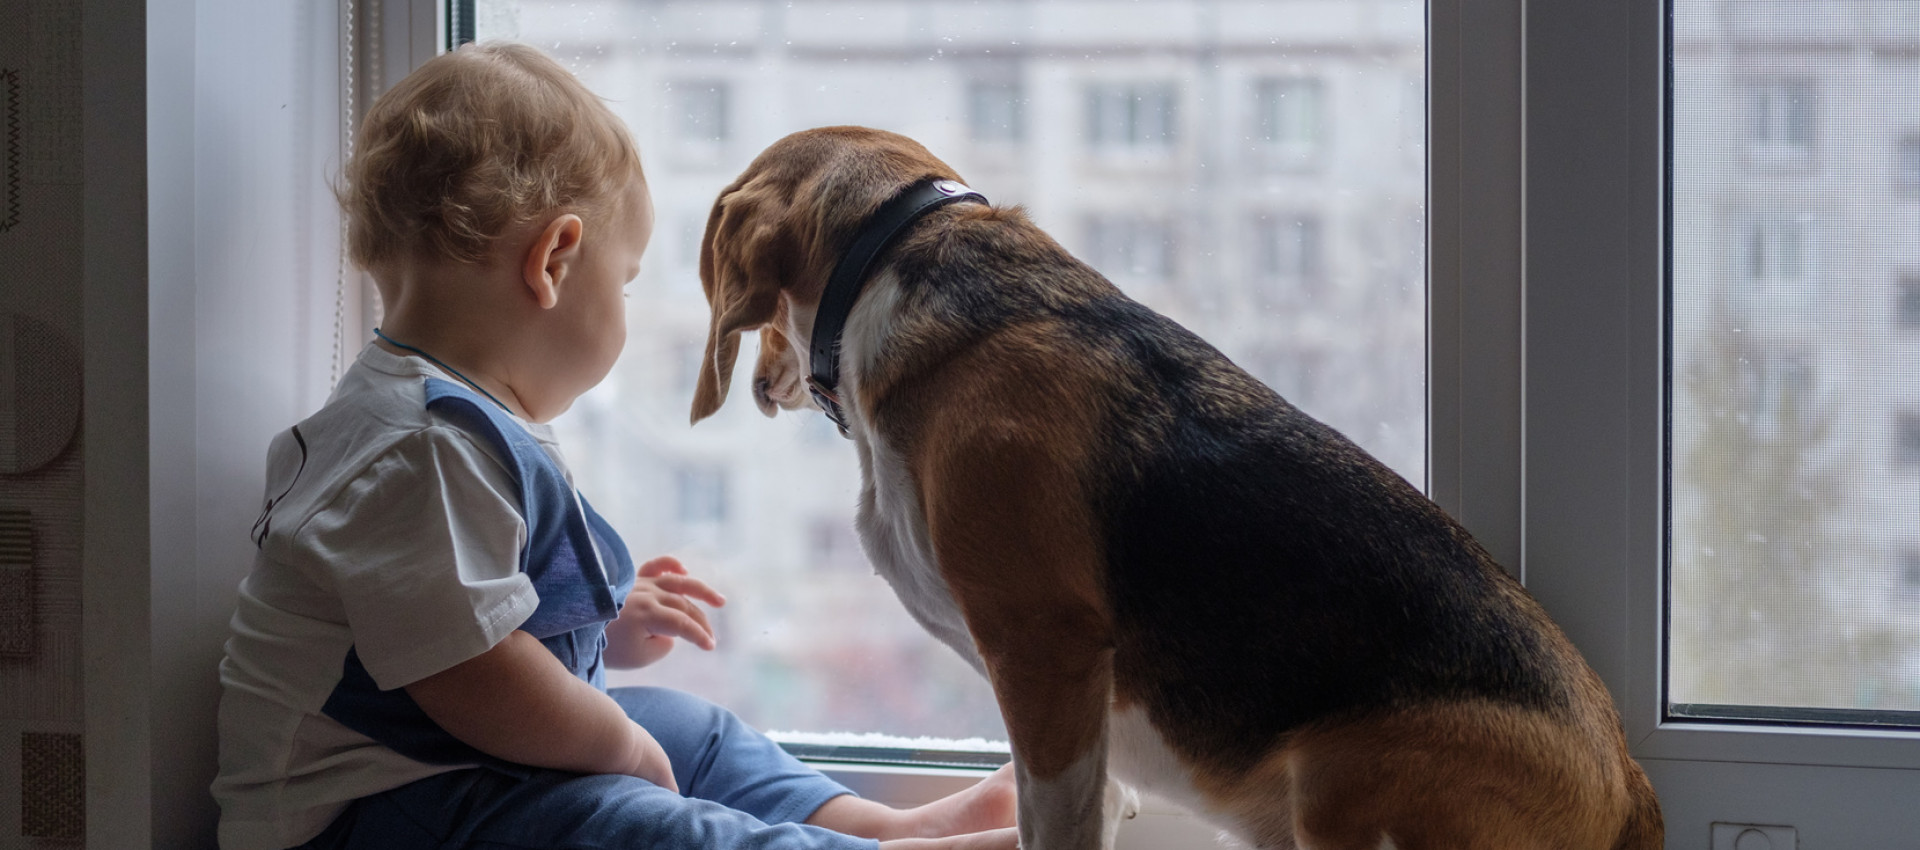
[406, 630, 677, 790]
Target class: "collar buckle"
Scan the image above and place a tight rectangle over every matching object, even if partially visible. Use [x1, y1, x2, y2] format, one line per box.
[806, 376, 852, 438]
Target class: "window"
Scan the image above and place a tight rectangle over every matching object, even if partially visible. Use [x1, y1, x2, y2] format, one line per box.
[671, 80, 730, 146]
[967, 79, 1024, 145]
[1738, 215, 1812, 283]
[1729, 214, 1818, 319]
[1517, 0, 1920, 836]
[1897, 412, 1920, 468]
[1086, 82, 1177, 152]
[1251, 77, 1325, 163]
[471, 0, 1424, 757]
[1744, 78, 1816, 157]
[1899, 134, 1920, 192]
[1900, 276, 1920, 328]
[1083, 215, 1175, 284]
[1671, 1, 1919, 723]
[1250, 212, 1324, 306]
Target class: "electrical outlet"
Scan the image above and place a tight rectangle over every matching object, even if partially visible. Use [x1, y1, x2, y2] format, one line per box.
[1712, 823, 1796, 850]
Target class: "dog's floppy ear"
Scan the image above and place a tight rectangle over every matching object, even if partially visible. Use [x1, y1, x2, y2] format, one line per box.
[691, 177, 802, 423]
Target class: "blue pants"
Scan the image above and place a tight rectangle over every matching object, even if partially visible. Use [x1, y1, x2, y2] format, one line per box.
[300, 687, 881, 850]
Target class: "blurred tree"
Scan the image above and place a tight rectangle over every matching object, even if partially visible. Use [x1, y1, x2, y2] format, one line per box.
[1671, 304, 1909, 709]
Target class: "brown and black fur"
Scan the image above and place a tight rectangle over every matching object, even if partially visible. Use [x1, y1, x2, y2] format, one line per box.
[691, 126, 1662, 850]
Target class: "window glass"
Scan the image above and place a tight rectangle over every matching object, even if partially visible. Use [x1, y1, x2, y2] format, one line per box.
[1670, 0, 1920, 719]
[476, 0, 1425, 740]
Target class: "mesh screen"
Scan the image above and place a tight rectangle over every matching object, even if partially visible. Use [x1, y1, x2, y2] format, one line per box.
[1669, 0, 1920, 715]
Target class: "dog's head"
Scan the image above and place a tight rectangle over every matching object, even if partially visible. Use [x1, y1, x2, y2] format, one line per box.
[688, 126, 964, 424]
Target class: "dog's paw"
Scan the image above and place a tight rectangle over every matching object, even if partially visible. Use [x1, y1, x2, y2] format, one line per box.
[1105, 777, 1140, 820]
[1099, 778, 1142, 849]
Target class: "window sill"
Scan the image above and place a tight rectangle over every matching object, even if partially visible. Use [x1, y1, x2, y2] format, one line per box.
[808, 762, 1226, 849]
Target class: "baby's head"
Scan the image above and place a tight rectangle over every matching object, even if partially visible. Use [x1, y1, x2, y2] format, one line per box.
[341, 42, 651, 420]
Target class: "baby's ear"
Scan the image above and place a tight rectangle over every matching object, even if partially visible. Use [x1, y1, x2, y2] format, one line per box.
[524, 214, 586, 309]
[691, 179, 801, 424]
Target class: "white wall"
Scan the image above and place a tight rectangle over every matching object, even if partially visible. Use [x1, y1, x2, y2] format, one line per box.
[135, 1, 346, 846]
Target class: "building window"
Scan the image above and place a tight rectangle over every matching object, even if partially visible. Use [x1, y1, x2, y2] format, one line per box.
[967, 79, 1024, 144]
[671, 80, 730, 145]
[1738, 349, 1815, 437]
[1744, 79, 1815, 155]
[1739, 215, 1812, 283]
[1899, 276, 1920, 329]
[1084, 215, 1175, 282]
[673, 466, 729, 527]
[1902, 551, 1920, 590]
[1252, 77, 1325, 160]
[1086, 83, 1177, 151]
[1898, 412, 1920, 467]
[1899, 134, 1920, 192]
[1251, 213, 1325, 307]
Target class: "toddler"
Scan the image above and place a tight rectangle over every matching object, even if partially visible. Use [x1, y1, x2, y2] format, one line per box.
[212, 41, 1017, 850]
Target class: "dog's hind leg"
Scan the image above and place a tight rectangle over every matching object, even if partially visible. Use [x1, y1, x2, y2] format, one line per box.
[1286, 704, 1626, 850]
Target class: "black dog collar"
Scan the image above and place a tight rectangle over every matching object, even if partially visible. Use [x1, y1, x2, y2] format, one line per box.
[807, 178, 988, 437]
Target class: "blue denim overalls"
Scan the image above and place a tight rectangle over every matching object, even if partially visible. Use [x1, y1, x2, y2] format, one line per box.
[298, 378, 871, 850]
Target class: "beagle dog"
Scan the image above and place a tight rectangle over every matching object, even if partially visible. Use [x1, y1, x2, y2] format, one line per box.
[689, 126, 1662, 850]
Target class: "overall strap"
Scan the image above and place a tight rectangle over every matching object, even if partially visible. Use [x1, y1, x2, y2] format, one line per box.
[422, 378, 636, 635]
[317, 378, 637, 769]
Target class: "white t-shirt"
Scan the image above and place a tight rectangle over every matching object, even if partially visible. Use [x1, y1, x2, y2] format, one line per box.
[213, 344, 559, 850]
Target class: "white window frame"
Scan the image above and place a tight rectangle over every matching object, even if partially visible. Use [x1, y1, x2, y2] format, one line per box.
[397, 0, 1920, 845]
[1516, 0, 1920, 845]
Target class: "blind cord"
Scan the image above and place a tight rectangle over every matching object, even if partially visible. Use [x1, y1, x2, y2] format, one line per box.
[331, 0, 357, 390]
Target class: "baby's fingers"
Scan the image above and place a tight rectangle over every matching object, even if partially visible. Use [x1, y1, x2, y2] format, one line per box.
[638, 556, 686, 578]
[654, 573, 727, 608]
[648, 599, 717, 651]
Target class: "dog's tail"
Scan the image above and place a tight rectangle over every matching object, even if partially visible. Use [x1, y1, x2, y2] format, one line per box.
[1612, 760, 1665, 850]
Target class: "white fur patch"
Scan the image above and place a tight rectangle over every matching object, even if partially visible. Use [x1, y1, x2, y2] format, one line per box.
[838, 269, 903, 405]
[835, 269, 986, 674]
[1107, 704, 1207, 815]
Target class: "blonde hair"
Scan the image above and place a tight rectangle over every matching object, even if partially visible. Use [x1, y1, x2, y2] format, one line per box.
[342, 41, 644, 268]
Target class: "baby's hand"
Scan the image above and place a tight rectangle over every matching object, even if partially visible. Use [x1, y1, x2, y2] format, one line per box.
[614, 556, 727, 656]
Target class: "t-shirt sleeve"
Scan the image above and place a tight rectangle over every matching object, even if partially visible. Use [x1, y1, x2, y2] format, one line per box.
[293, 426, 539, 691]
